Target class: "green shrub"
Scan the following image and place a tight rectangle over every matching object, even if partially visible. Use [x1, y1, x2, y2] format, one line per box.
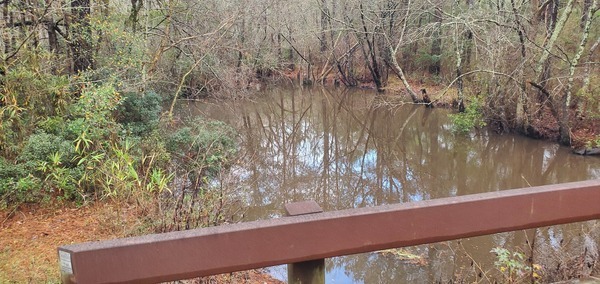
[37, 152, 82, 201]
[64, 118, 87, 141]
[449, 97, 487, 134]
[2, 65, 70, 120]
[0, 158, 31, 205]
[0, 156, 27, 179]
[415, 50, 441, 66]
[140, 131, 171, 170]
[166, 127, 193, 153]
[14, 175, 43, 202]
[37, 116, 66, 136]
[166, 118, 238, 177]
[92, 140, 139, 198]
[67, 81, 122, 145]
[17, 132, 74, 168]
[117, 91, 162, 136]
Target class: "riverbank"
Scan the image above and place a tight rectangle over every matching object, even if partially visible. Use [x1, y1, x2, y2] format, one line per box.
[314, 73, 600, 155]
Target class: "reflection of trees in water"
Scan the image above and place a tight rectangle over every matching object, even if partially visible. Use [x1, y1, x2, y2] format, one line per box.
[329, 251, 428, 284]
[188, 87, 600, 283]
[327, 243, 476, 284]
[229, 88, 600, 213]
[534, 220, 600, 282]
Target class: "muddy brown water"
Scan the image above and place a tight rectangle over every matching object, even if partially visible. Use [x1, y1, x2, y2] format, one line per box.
[176, 87, 600, 283]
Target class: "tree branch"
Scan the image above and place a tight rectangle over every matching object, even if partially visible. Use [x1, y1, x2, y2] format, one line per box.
[528, 81, 551, 98]
[436, 70, 524, 102]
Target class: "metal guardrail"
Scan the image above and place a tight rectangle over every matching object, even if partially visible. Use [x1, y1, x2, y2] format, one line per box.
[58, 179, 600, 284]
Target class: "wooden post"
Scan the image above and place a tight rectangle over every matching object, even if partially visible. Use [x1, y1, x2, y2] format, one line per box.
[285, 201, 325, 284]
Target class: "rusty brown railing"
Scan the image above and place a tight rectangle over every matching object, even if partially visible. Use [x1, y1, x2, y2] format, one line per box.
[58, 179, 600, 284]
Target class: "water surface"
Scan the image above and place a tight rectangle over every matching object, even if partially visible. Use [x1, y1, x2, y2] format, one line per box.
[177, 87, 600, 283]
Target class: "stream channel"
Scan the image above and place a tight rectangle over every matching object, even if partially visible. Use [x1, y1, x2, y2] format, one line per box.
[176, 86, 600, 283]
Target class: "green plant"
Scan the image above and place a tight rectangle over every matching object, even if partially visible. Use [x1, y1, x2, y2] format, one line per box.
[68, 81, 122, 145]
[89, 13, 145, 75]
[0, 61, 71, 158]
[449, 97, 487, 134]
[18, 132, 74, 170]
[14, 175, 42, 200]
[415, 50, 441, 66]
[38, 152, 80, 201]
[166, 117, 238, 178]
[0, 174, 43, 205]
[140, 131, 171, 170]
[585, 135, 600, 148]
[116, 91, 162, 136]
[37, 116, 66, 136]
[0, 157, 27, 179]
[0, 157, 30, 205]
[491, 247, 539, 283]
[61, 81, 126, 198]
[146, 168, 174, 194]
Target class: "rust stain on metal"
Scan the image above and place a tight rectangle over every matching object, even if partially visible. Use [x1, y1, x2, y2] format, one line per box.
[58, 179, 600, 284]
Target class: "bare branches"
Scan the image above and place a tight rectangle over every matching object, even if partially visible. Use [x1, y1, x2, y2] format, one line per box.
[437, 70, 525, 101]
[528, 80, 551, 99]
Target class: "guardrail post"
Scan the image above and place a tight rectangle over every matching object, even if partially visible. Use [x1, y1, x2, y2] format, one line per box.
[285, 201, 325, 284]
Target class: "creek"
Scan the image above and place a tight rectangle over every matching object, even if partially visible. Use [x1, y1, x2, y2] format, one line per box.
[176, 87, 600, 283]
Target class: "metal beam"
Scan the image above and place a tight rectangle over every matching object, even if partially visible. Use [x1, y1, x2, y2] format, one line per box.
[58, 179, 600, 284]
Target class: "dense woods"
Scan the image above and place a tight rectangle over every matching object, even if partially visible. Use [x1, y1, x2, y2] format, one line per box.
[1, 0, 598, 207]
[3, 0, 597, 136]
[0, 0, 599, 282]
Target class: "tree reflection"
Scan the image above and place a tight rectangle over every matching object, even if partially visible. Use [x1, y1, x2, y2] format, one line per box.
[181, 87, 600, 283]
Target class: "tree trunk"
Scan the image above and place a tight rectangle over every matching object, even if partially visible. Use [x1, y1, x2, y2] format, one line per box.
[71, 0, 93, 73]
[581, 0, 593, 28]
[511, 0, 529, 132]
[2, 1, 13, 56]
[455, 53, 465, 112]
[531, 0, 574, 144]
[450, 1, 475, 113]
[531, 0, 540, 24]
[579, 36, 600, 116]
[559, 0, 596, 145]
[359, 4, 383, 91]
[429, 8, 442, 75]
[454, 25, 465, 112]
[128, 0, 144, 32]
[387, 46, 419, 103]
[536, 0, 573, 75]
[47, 20, 59, 53]
[319, 0, 329, 52]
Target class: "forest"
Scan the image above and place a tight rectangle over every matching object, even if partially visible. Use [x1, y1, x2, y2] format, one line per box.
[0, 0, 599, 282]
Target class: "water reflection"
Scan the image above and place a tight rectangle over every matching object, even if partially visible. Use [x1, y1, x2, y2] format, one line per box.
[177, 87, 600, 283]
